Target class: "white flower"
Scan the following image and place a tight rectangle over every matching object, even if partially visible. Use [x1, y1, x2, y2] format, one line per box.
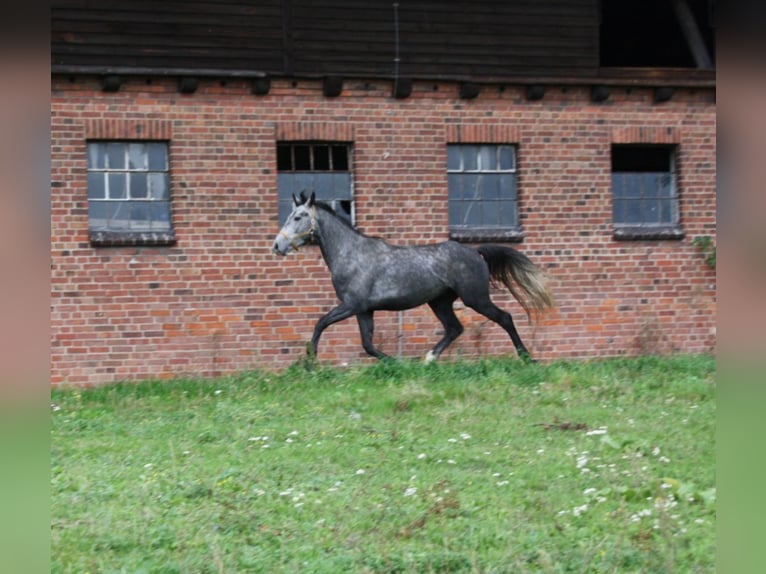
[585, 428, 607, 436]
[404, 487, 418, 497]
[355, 469, 366, 475]
[417, 453, 426, 459]
[214, 389, 222, 395]
[460, 433, 472, 440]
[496, 480, 509, 486]
[572, 504, 588, 517]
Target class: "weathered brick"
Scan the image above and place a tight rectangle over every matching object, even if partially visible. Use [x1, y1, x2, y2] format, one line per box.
[51, 77, 716, 385]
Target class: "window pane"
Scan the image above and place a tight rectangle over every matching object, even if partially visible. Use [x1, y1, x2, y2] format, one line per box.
[462, 201, 481, 226]
[88, 201, 107, 229]
[658, 173, 674, 197]
[498, 146, 515, 170]
[612, 174, 627, 199]
[108, 173, 127, 199]
[331, 145, 348, 171]
[483, 201, 501, 226]
[642, 200, 660, 224]
[481, 174, 501, 200]
[294, 173, 314, 195]
[448, 200, 464, 226]
[624, 199, 642, 224]
[293, 145, 311, 170]
[462, 146, 478, 171]
[447, 174, 461, 200]
[149, 173, 169, 200]
[277, 173, 294, 199]
[499, 200, 518, 227]
[658, 199, 675, 223]
[107, 143, 125, 169]
[313, 145, 330, 171]
[130, 173, 148, 199]
[332, 173, 351, 198]
[463, 174, 480, 200]
[447, 146, 461, 171]
[314, 174, 333, 199]
[88, 173, 105, 199]
[276, 144, 292, 171]
[499, 173, 516, 200]
[130, 201, 152, 229]
[88, 143, 107, 169]
[147, 143, 167, 171]
[477, 146, 495, 171]
[107, 202, 131, 230]
[149, 202, 172, 230]
[128, 143, 146, 170]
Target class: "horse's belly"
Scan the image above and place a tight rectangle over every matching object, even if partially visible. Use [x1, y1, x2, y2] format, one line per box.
[368, 277, 446, 311]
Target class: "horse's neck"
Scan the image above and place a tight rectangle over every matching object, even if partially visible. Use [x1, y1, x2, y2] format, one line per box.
[315, 211, 367, 270]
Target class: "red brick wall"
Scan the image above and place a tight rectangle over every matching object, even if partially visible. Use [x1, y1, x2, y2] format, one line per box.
[50, 77, 716, 385]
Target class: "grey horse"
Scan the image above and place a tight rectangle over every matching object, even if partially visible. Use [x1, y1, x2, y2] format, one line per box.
[273, 192, 553, 362]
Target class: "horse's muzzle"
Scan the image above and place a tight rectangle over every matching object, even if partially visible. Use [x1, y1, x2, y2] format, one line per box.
[272, 243, 287, 256]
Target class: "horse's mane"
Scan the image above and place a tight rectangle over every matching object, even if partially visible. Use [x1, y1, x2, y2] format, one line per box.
[313, 200, 386, 241]
[314, 201, 355, 230]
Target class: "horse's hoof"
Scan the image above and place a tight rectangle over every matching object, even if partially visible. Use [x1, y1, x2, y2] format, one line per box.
[424, 350, 438, 364]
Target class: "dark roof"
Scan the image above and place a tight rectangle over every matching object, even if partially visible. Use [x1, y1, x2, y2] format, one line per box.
[52, 0, 715, 85]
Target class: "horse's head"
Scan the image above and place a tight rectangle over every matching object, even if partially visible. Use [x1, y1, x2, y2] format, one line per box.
[272, 191, 317, 256]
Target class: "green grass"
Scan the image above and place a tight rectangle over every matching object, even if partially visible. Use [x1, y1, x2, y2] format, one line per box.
[51, 355, 715, 573]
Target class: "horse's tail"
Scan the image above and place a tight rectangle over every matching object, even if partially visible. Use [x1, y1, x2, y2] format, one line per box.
[476, 244, 554, 321]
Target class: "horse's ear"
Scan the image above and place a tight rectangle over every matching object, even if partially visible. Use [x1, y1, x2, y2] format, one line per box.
[292, 193, 299, 207]
[308, 191, 316, 207]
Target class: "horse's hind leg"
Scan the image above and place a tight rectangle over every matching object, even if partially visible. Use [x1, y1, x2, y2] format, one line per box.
[462, 295, 533, 361]
[356, 311, 390, 359]
[425, 293, 464, 363]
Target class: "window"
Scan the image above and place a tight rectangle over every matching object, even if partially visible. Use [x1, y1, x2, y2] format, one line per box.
[600, 0, 715, 69]
[276, 142, 353, 224]
[447, 144, 521, 241]
[87, 141, 174, 245]
[611, 145, 683, 239]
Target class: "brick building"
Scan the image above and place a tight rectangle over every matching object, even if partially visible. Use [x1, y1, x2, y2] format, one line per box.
[51, 1, 716, 385]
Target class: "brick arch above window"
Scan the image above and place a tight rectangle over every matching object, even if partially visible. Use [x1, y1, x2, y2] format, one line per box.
[445, 124, 520, 144]
[275, 122, 354, 142]
[85, 119, 172, 140]
[611, 126, 680, 145]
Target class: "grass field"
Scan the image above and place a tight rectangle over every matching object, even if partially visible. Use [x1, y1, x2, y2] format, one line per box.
[51, 355, 715, 573]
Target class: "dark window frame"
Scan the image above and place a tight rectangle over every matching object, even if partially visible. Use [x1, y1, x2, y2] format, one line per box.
[447, 143, 523, 242]
[611, 144, 684, 240]
[276, 141, 354, 225]
[86, 140, 175, 246]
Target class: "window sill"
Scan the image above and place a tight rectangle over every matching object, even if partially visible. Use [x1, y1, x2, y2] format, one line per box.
[449, 228, 524, 243]
[89, 230, 177, 247]
[612, 226, 684, 241]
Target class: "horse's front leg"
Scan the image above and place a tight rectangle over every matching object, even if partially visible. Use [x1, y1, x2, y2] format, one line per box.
[356, 311, 390, 360]
[309, 303, 357, 357]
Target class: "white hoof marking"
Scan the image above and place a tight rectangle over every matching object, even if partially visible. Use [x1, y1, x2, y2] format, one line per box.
[424, 350, 438, 364]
